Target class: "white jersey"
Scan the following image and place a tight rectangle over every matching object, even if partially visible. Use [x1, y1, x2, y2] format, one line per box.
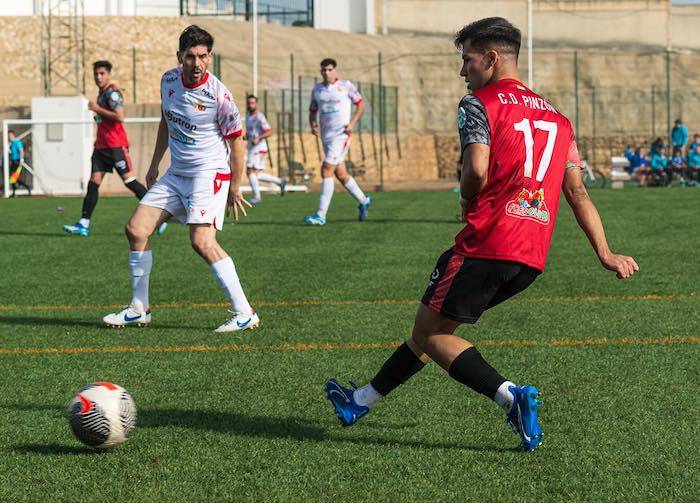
[309, 79, 362, 142]
[245, 111, 271, 154]
[160, 67, 242, 176]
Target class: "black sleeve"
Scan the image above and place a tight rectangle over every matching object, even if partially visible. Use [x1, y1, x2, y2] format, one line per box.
[457, 95, 490, 162]
[106, 88, 124, 110]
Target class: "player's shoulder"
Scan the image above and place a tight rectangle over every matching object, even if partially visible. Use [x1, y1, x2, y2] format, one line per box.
[312, 82, 324, 93]
[161, 67, 180, 83]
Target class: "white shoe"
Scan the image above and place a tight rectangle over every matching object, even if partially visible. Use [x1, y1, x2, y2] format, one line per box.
[103, 305, 151, 327]
[249, 197, 262, 205]
[214, 310, 260, 333]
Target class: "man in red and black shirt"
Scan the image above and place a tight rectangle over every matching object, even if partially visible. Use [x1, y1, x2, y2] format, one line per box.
[325, 17, 638, 451]
[63, 60, 153, 237]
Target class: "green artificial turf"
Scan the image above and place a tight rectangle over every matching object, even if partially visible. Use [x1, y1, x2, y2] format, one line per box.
[0, 189, 697, 502]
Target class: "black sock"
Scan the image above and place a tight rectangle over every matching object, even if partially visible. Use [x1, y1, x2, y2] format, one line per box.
[448, 347, 506, 399]
[369, 342, 426, 396]
[125, 179, 147, 199]
[81, 181, 99, 219]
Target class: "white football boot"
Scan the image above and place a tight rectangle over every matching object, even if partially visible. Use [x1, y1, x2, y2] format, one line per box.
[103, 305, 151, 327]
[214, 310, 260, 333]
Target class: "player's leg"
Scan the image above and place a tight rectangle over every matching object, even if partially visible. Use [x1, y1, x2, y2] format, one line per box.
[255, 150, 286, 192]
[247, 167, 262, 204]
[62, 155, 105, 235]
[334, 161, 372, 221]
[304, 161, 335, 225]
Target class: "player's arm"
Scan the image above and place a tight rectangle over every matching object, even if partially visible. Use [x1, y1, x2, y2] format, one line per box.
[254, 128, 272, 144]
[18, 144, 24, 163]
[309, 90, 319, 136]
[563, 162, 639, 279]
[227, 135, 251, 221]
[146, 111, 169, 188]
[460, 144, 490, 203]
[89, 103, 124, 123]
[345, 99, 365, 134]
[457, 95, 491, 208]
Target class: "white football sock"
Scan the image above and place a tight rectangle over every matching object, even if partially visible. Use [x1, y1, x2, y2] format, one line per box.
[353, 383, 383, 408]
[129, 250, 152, 311]
[248, 171, 261, 199]
[317, 177, 335, 218]
[343, 177, 369, 204]
[258, 172, 282, 185]
[79, 218, 90, 228]
[494, 380, 516, 413]
[211, 256, 252, 314]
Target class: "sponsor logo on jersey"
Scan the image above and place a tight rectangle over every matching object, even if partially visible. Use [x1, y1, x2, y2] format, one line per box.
[168, 89, 174, 97]
[169, 129, 196, 145]
[201, 88, 215, 100]
[223, 92, 232, 102]
[164, 73, 178, 82]
[165, 110, 197, 131]
[505, 188, 550, 224]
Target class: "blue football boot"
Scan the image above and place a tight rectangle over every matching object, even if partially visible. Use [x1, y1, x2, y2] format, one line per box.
[506, 385, 543, 452]
[325, 379, 369, 427]
[304, 213, 326, 226]
[62, 222, 90, 236]
[358, 196, 372, 221]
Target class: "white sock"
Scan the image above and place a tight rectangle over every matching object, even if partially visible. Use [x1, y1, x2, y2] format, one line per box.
[248, 171, 261, 199]
[494, 380, 516, 413]
[79, 218, 90, 228]
[210, 256, 252, 314]
[343, 177, 369, 204]
[317, 177, 335, 218]
[129, 250, 152, 311]
[258, 172, 282, 185]
[353, 383, 383, 408]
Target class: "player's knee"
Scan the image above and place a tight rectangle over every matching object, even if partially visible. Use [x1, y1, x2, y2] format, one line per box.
[190, 236, 214, 257]
[125, 219, 147, 242]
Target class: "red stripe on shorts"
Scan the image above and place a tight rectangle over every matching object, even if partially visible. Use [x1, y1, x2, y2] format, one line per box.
[213, 172, 231, 195]
[428, 254, 465, 313]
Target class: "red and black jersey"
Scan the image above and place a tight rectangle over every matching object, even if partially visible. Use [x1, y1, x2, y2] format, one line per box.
[454, 78, 580, 271]
[94, 83, 129, 149]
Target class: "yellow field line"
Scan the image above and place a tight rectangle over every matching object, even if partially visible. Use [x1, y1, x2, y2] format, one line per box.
[0, 336, 697, 357]
[0, 293, 696, 313]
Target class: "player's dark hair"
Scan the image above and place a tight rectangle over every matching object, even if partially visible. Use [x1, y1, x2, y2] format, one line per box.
[179, 25, 214, 53]
[454, 17, 521, 58]
[320, 58, 337, 68]
[8, 129, 16, 136]
[246, 95, 258, 101]
[93, 60, 112, 72]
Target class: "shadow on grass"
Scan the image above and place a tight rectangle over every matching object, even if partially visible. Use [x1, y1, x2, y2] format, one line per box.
[9, 443, 100, 456]
[0, 315, 208, 331]
[0, 230, 124, 238]
[139, 408, 517, 453]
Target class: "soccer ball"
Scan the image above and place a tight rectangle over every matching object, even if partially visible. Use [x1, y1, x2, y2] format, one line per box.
[67, 382, 137, 449]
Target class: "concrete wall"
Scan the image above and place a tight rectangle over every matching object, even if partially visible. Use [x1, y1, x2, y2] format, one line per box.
[315, 0, 375, 34]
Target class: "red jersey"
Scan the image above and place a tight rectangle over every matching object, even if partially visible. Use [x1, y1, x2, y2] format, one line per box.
[454, 78, 580, 271]
[94, 83, 129, 148]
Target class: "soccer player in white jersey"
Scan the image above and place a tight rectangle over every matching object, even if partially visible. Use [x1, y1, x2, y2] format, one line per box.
[245, 95, 286, 204]
[304, 58, 372, 226]
[103, 25, 258, 332]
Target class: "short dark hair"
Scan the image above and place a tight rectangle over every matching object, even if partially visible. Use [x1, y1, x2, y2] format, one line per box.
[320, 58, 337, 68]
[93, 60, 112, 72]
[454, 17, 521, 58]
[246, 95, 258, 101]
[8, 129, 16, 136]
[179, 25, 214, 53]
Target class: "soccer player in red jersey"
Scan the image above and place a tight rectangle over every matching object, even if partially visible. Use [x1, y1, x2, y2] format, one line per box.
[325, 17, 639, 451]
[63, 61, 157, 237]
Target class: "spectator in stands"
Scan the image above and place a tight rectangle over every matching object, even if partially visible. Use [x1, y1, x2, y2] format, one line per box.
[624, 144, 634, 164]
[670, 146, 686, 185]
[688, 143, 700, 182]
[690, 134, 699, 151]
[651, 137, 664, 156]
[650, 145, 669, 186]
[635, 147, 651, 187]
[671, 118, 689, 155]
[7, 130, 31, 197]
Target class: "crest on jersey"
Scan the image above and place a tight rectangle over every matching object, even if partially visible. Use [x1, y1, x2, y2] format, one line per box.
[505, 188, 550, 224]
[194, 100, 206, 111]
[457, 106, 467, 130]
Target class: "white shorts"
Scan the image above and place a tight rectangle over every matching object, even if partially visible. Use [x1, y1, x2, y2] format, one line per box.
[322, 134, 351, 165]
[140, 170, 230, 231]
[246, 144, 268, 170]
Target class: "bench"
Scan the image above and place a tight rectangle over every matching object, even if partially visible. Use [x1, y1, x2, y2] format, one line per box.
[610, 156, 632, 189]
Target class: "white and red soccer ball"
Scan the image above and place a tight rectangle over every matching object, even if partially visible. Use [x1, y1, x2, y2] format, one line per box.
[67, 382, 137, 449]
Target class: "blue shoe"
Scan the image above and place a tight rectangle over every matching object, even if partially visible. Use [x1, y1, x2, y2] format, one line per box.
[304, 213, 326, 226]
[325, 379, 369, 427]
[62, 222, 90, 236]
[506, 385, 543, 452]
[358, 196, 372, 221]
[156, 222, 168, 236]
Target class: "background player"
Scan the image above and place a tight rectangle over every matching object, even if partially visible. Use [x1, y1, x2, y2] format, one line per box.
[62, 61, 165, 236]
[325, 17, 639, 451]
[245, 95, 286, 204]
[7, 130, 31, 197]
[304, 58, 371, 226]
[102, 25, 257, 333]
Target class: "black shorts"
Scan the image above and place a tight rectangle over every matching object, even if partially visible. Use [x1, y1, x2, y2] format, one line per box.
[421, 249, 540, 324]
[91, 147, 132, 175]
